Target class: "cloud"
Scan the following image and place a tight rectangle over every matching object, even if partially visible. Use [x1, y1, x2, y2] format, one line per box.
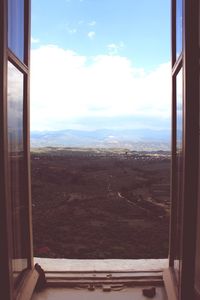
[88, 21, 96, 26]
[66, 26, 77, 34]
[31, 37, 40, 44]
[30, 45, 171, 131]
[68, 28, 77, 34]
[107, 42, 125, 55]
[88, 31, 95, 39]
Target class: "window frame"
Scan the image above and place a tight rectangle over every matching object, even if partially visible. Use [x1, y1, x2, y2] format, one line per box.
[167, 1, 200, 300]
[0, 0, 37, 299]
[180, 1, 199, 299]
[169, 0, 183, 291]
[1, 0, 200, 299]
[0, 1, 13, 299]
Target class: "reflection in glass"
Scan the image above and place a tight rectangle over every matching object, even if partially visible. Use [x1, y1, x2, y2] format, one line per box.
[174, 69, 183, 284]
[7, 62, 28, 286]
[8, 0, 24, 62]
[176, 0, 182, 59]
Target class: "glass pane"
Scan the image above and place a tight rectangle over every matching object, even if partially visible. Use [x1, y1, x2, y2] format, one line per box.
[176, 0, 182, 59]
[8, 0, 24, 62]
[7, 62, 28, 287]
[174, 68, 183, 284]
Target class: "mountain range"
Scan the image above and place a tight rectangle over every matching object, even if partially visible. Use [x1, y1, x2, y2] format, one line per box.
[31, 128, 171, 151]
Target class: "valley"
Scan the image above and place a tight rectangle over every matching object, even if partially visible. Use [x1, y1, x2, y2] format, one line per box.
[31, 147, 170, 259]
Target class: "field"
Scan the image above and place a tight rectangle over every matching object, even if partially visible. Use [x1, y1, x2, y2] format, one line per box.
[31, 147, 170, 259]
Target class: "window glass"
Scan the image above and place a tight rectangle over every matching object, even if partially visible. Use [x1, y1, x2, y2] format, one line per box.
[176, 0, 182, 59]
[7, 62, 28, 286]
[174, 68, 183, 284]
[8, 0, 24, 62]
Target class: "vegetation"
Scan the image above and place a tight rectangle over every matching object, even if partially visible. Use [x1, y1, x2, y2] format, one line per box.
[31, 147, 170, 259]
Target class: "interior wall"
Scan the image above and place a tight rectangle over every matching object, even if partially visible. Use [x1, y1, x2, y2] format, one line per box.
[195, 142, 200, 294]
[195, 166, 200, 295]
[195, 10, 200, 293]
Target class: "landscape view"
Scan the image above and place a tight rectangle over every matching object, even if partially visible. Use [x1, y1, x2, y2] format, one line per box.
[31, 130, 170, 259]
[31, 0, 171, 259]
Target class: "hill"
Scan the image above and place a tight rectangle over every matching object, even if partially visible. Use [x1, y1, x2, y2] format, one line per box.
[31, 128, 170, 151]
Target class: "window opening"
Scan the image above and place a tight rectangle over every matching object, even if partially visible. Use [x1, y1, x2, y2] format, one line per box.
[30, 0, 171, 260]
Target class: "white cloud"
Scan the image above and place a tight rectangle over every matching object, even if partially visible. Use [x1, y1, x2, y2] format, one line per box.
[88, 21, 96, 26]
[68, 28, 77, 34]
[31, 37, 40, 44]
[30, 45, 171, 131]
[107, 42, 125, 55]
[88, 31, 95, 39]
[66, 26, 77, 34]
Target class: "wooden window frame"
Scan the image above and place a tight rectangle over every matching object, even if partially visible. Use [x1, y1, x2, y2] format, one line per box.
[166, 1, 200, 299]
[0, 1, 13, 299]
[181, 1, 199, 299]
[0, 0, 38, 299]
[1, 0, 200, 299]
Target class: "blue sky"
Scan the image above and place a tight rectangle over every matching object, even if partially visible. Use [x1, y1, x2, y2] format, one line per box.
[31, 0, 171, 131]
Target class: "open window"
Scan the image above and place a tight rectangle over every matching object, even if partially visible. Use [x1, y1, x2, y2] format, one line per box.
[0, 0, 40, 299]
[163, 1, 200, 300]
[0, 0, 200, 299]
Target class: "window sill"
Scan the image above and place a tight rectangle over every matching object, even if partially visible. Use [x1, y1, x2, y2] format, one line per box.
[34, 258, 168, 272]
[32, 285, 168, 300]
[34, 258, 168, 288]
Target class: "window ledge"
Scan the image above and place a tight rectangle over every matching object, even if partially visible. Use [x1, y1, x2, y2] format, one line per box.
[34, 258, 168, 289]
[34, 257, 168, 272]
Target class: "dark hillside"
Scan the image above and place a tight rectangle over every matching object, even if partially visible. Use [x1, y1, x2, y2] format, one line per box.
[31, 148, 170, 259]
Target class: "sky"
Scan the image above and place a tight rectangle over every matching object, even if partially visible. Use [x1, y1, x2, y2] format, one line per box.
[31, 0, 171, 132]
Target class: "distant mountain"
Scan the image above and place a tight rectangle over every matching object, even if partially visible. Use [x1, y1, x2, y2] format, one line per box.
[30, 128, 171, 151]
